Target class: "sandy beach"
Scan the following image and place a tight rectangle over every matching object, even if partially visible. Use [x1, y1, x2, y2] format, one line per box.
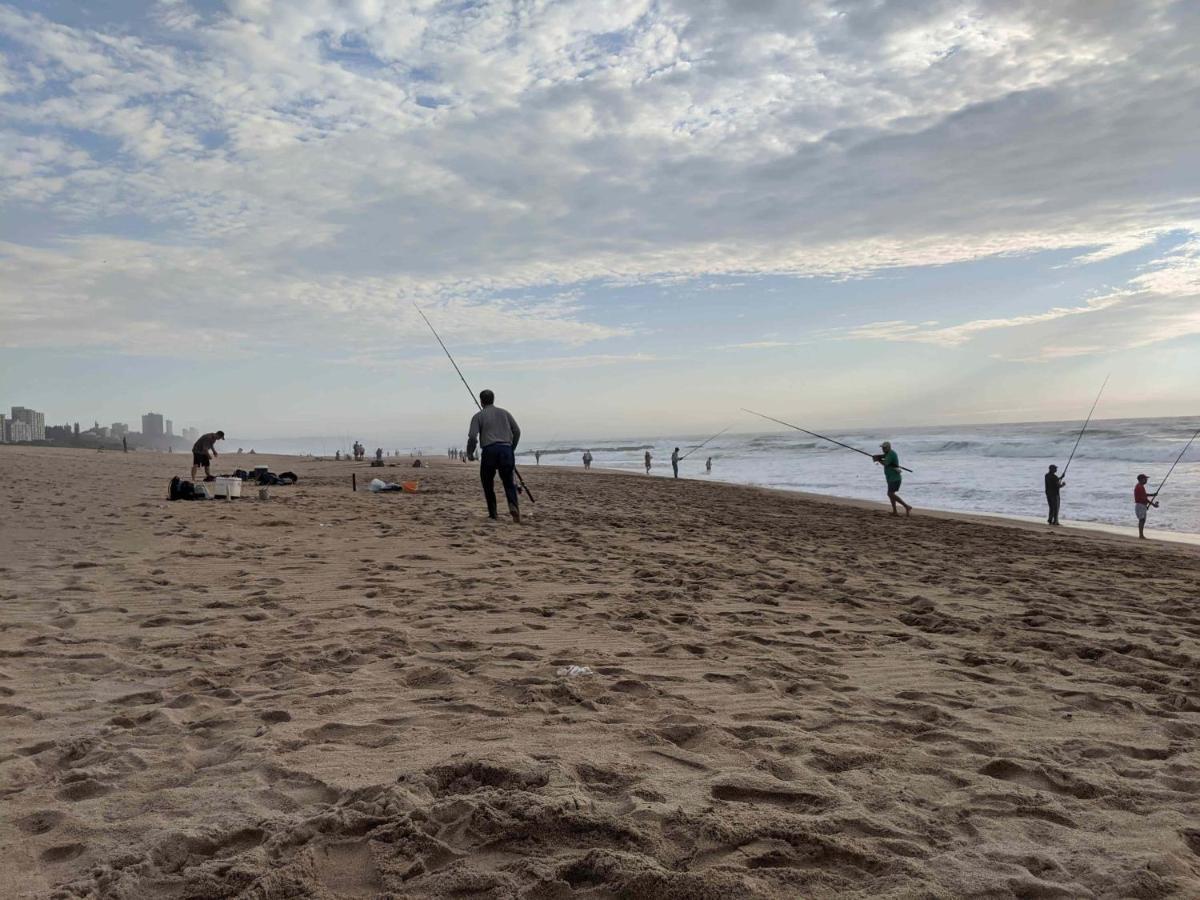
[2, 445, 1199, 898]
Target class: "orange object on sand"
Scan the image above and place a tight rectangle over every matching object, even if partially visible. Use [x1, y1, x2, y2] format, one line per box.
[402, 482, 418, 493]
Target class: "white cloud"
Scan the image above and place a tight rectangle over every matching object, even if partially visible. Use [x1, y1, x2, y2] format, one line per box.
[842, 233, 1200, 359]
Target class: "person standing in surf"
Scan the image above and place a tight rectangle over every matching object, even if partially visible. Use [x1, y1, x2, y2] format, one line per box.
[1045, 464, 1064, 525]
[671, 447, 681, 479]
[582, 450, 593, 470]
[466, 390, 522, 523]
[706, 457, 713, 474]
[1134, 474, 1158, 539]
[872, 441, 912, 516]
[644, 450, 652, 474]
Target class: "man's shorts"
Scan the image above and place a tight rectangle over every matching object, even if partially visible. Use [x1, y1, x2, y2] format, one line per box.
[193, 451, 210, 467]
[1135, 502, 1148, 521]
[886, 478, 902, 493]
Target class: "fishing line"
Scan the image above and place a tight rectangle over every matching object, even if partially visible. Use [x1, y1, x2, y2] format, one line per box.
[741, 408, 914, 473]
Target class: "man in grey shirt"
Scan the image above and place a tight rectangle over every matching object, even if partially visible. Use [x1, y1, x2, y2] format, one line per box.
[466, 389, 522, 522]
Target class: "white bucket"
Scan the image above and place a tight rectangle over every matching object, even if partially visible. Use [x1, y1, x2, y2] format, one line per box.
[213, 477, 242, 499]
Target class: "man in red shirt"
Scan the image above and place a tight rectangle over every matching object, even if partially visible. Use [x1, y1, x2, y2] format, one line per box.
[1134, 474, 1159, 539]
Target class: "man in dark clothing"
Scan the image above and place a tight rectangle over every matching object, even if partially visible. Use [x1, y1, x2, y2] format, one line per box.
[466, 390, 522, 523]
[1044, 464, 1064, 525]
[191, 430, 225, 481]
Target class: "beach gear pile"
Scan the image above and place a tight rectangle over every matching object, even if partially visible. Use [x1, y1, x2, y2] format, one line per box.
[368, 478, 419, 493]
[232, 467, 298, 486]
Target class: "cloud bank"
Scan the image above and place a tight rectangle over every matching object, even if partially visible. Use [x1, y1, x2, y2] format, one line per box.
[1, 0, 1198, 362]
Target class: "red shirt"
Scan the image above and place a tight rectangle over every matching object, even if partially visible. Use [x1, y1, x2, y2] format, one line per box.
[1134, 483, 1150, 504]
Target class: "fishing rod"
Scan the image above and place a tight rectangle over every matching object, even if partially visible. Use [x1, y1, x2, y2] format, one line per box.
[742, 408, 913, 473]
[679, 425, 733, 461]
[1149, 425, 1200, 504]
[413, 303, 536, 503]
[1060, 374, 1109, 479]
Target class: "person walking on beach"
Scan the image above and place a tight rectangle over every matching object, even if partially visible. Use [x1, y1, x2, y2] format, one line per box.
[582, 450, 593, 470]
[706, 457, 712, 474]
[467, 389, 522, 523]
[190, 430, 225, 482]
[671, 447, 680, 479]
[1045, 464, 1064, 525]
[872, 441, 911, 516]
[644, 450, 652, 474]
[1134, 474, 1159, 539]
[535, 450, 542, 465]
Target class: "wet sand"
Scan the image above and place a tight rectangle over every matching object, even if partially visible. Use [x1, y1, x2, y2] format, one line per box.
[2, 445, 1199, 898]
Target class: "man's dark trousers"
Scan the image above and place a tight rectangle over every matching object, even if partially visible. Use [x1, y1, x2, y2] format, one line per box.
[1047, 493, 1060, 524]
[481, 443, 519, 518]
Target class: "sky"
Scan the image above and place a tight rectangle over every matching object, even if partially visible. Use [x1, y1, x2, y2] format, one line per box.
[1, 0, 1198, 445]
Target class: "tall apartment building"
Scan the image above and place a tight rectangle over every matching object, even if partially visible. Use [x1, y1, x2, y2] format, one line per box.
[0, 413, 6, 443]
[166, 419, 174, 437]
[142, 413, 165, 438]
[8, 420, 33, 442]
[10, 406, 46, 441]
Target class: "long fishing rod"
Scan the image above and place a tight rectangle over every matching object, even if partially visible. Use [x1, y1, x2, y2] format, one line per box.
[1149, 425, 1200, 503]
[742, 408, 913, 473]
[1060, 374, 1109, 479]
[413, 303, 536, 503]
[679, 425, 733, 461]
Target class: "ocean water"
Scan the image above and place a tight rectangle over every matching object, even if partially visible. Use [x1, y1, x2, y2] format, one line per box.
[519, 417, 1200, 536]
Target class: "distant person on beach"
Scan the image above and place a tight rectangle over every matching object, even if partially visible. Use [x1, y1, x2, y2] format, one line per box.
[122, 435, 128, 453]
[535, 450, 542, 465]
[671, 447, 681, 478]
[583, 450, 593, 470]
[1134, 474, 1159, 539]
[872, 441, 911, 516]
[467, 389, 522, 523]
[644, 450, 652, 474]
[1045, 464, 1064, 525]
[190, 430, 224, 482]
[706, 457, 712, 474]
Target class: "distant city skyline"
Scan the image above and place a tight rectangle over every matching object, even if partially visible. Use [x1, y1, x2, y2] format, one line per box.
[1, 2, 1197, 437]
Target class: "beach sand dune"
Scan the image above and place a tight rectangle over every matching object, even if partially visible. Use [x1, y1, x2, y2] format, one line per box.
[2, 446, 1199, 898]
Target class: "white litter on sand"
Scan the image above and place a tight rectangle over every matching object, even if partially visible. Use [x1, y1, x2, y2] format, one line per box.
[556, 665, 594, 677]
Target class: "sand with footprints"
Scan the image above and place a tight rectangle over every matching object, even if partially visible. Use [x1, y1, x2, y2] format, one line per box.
[2, 446, 1199, 898]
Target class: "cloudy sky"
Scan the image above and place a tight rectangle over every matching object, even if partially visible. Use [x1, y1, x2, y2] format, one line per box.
[1, 0, 1197, 443]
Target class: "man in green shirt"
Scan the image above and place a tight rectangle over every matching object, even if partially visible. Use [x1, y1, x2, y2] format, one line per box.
[872, 440, 912, 516]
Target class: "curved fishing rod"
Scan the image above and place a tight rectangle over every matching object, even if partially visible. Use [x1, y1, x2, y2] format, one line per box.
[1149, 425, 1200, 504]
[679, 425, 733, 461]
[742, 408, 913, 473]
[413, 303, 536, 503]
[1060, 374, 1109, 479]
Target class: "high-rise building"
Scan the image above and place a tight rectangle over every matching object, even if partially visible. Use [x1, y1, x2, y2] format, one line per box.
[8, 420, 33, 442]
[10, 406, 46, 441]
[111, 423, 129, 437]
[166, 419, 174, 437]
[142, 413, 164, 438]
[0, 413, 6, 443]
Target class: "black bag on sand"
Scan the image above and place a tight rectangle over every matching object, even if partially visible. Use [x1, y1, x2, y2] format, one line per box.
[169, 476, 206, 501]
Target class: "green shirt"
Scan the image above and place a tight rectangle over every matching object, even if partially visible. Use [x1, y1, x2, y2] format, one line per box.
[881, 449, 901, 484]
